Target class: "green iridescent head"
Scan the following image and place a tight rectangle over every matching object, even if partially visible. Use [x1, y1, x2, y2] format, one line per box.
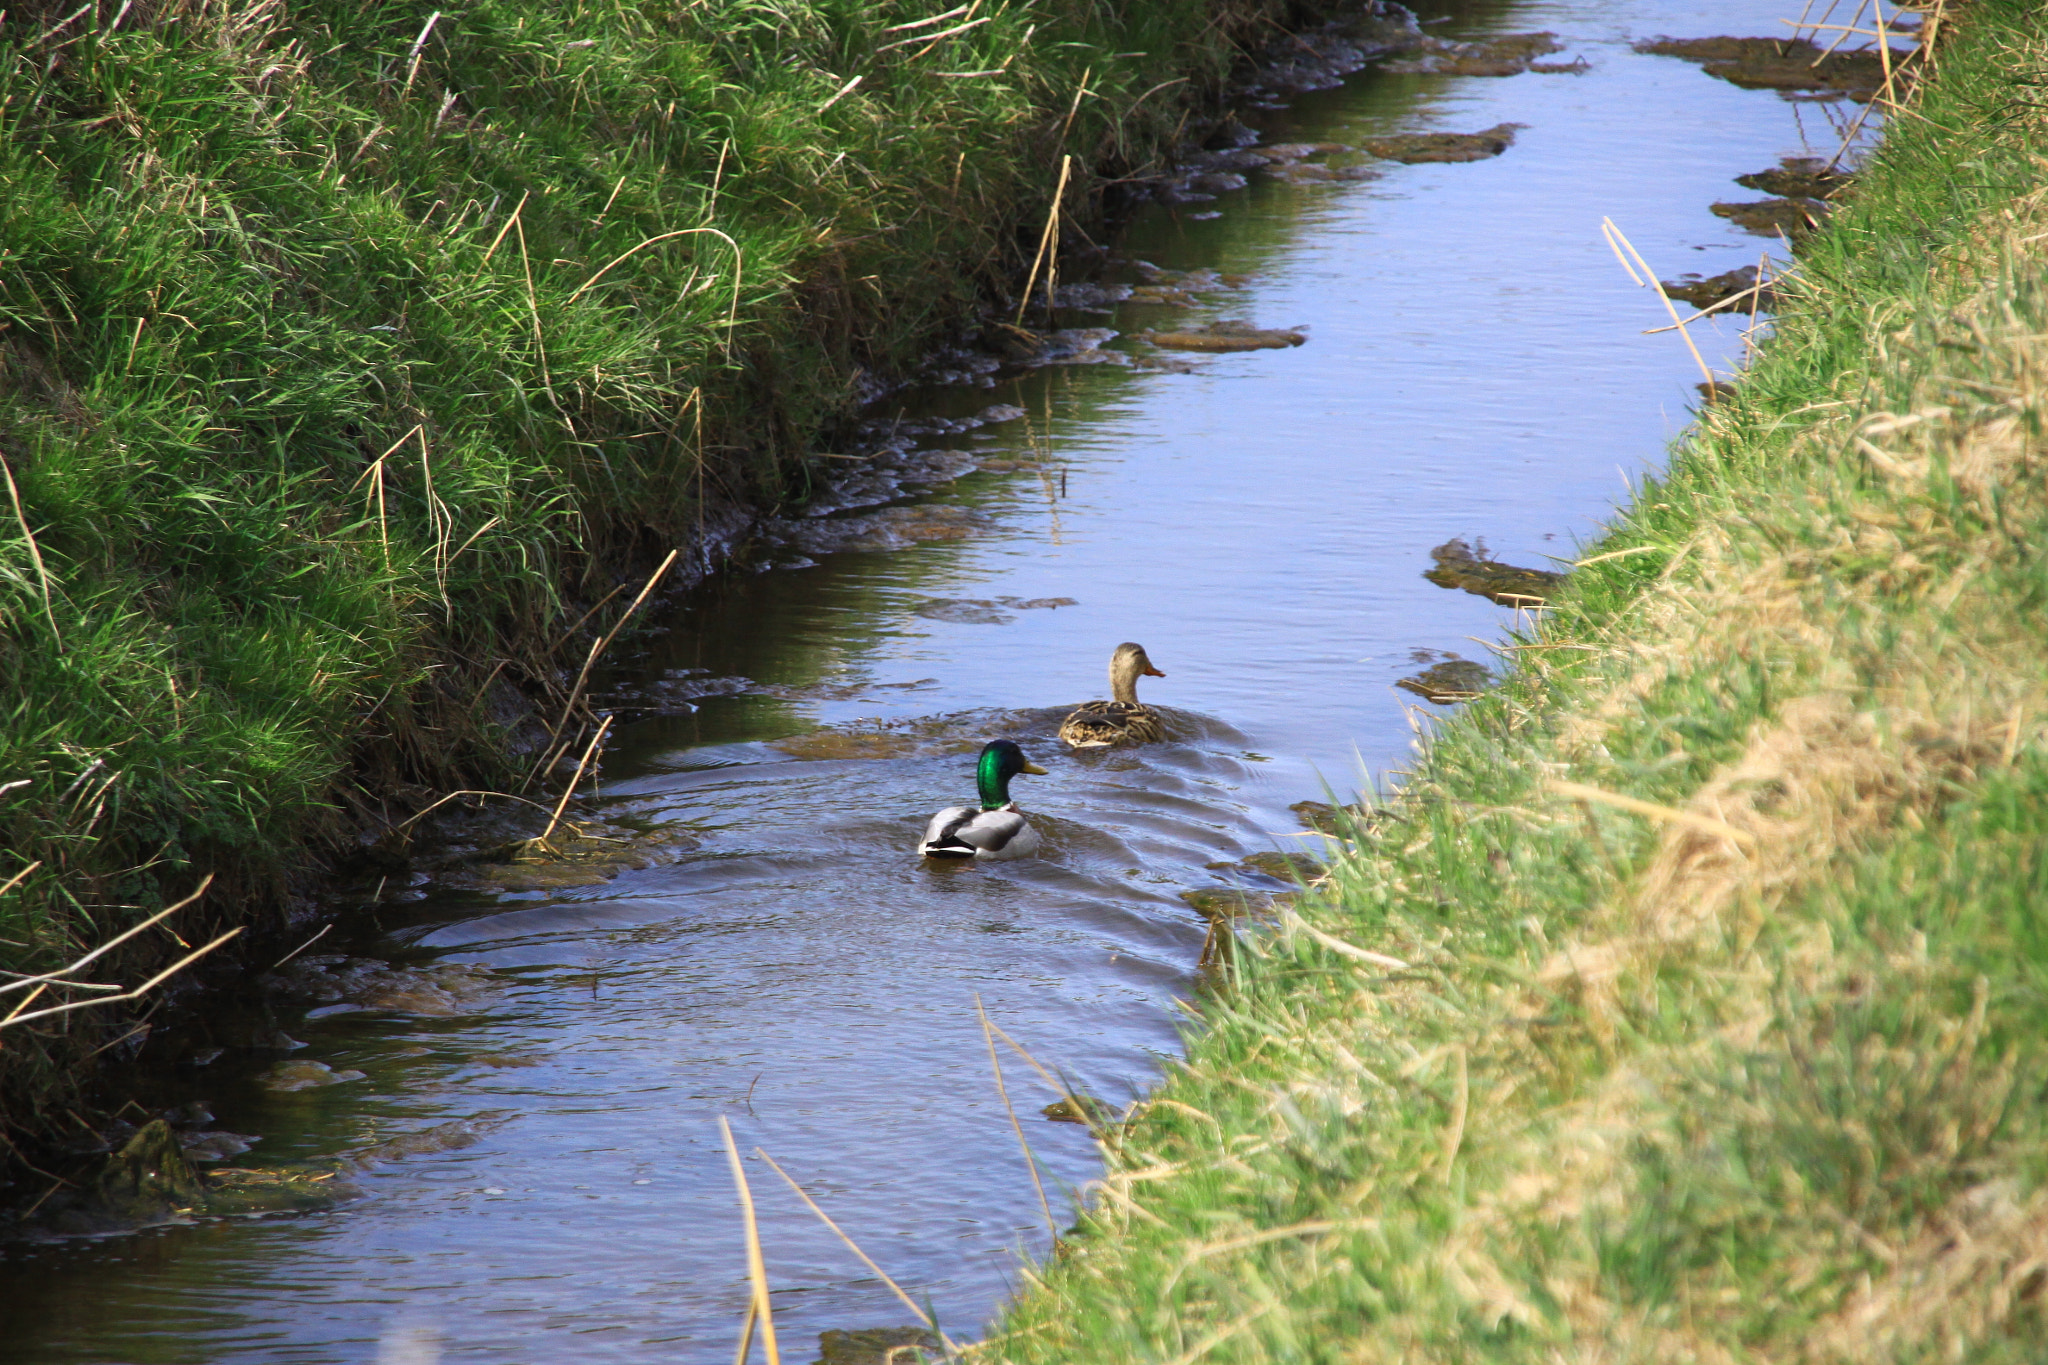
[976, 740, 1047, 810]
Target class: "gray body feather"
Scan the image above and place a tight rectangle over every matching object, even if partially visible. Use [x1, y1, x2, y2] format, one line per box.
[918, 804, 1042, 861]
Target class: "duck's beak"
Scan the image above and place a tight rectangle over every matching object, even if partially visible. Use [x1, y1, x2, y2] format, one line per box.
[1144, 666, 1166, 677]
[1021, 761, 1049, 775]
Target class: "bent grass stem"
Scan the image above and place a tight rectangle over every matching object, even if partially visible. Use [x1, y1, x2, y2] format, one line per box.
[719, 1116, 780, 1365]
[978, 995, 1058, 1239]
[756, 1147, 964, 1354]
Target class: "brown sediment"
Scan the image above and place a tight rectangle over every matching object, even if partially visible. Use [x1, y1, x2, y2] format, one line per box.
[11, 1120, 360, 1238]
[259, 1059, 368, 1092]
[1737, 156, 1855, 200]
[1660, 264, 1779, 313]
[1144, 321, 1307, 352]
[765, 709, 1031, 763]
[1423, 537, 1567, 604]
[260, 955, 502, 1017]
[1261, 161, 1380, 185]
[1634, 35, 1911, 102]
[1288, 799, 1392, 837]
[1377, 32, 1572, 78]
[349, 1116, 510, 1166]
[1041, 1095, 1114, 1125]
[1362, 122, 1525, 164]
[1395, 658, 1493, 705]
[912, 596, 1078, 625]
[1179, 887, 1293, 919]
[815, 1327, 942, 1365]
[1712, 196, 1829, 239]
[1207, 852, 1327, 881]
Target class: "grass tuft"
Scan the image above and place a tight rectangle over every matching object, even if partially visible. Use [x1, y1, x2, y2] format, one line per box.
[987, 2, 2048, 1359]
[0, 0, 1321, 1147]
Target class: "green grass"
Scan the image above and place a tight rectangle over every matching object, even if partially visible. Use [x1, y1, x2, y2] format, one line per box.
[0, 0, 1323, 1141]
[985, 2, 2048, 1359]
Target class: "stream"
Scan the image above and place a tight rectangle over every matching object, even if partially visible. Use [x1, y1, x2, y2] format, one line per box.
[0, 0, 1873, 1359]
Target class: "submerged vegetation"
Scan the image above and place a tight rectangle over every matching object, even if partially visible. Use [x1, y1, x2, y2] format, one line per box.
[0, 0, 1331, 1146]
[991, 1, 2048, 1358]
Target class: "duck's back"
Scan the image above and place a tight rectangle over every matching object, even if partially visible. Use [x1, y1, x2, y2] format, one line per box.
[920, 805, 1041, 859]
[1058, 700, 1165, 748]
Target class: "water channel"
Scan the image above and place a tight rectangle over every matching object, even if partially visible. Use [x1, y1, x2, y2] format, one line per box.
[0, 1, 1870, 1358]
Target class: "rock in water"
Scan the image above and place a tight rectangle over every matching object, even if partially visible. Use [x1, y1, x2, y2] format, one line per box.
[1736, 156, 1854, 200]
[1397, 658, 1493, 704]
[1144, 320, 1307, 352]
[1363, 122, 1525, 163]
[1424, 538, 1565, 604]
[1634, 36, 1906, 102]
[1660, 264, 1779, 314]
[94, 1120, 205, 1222]
[1289, 799, 1390, 836]
[1711, 197, 1829, 239]
[259, 1059, 368, 1091]
[814, 1327, 940, 1365]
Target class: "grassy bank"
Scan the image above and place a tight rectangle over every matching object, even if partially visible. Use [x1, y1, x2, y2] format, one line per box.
[988, 2, 2048, 1359]
[0, 0, 1329, 1150]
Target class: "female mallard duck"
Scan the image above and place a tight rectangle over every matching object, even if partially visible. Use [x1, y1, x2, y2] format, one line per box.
[918, 740, 1049, 860]
[1058, 643, 1167, 748]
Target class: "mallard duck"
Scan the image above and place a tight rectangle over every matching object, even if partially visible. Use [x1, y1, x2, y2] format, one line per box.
[1058, 643, 1167, 748]
[918, 739, 1049, 860]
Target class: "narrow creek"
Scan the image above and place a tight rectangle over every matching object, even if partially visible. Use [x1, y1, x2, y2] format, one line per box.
[0, 1, 1874, 1358]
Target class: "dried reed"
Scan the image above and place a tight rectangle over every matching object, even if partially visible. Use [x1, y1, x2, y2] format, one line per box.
[977, 995, 1058, 1237]
[718, 1115, 780, 1365]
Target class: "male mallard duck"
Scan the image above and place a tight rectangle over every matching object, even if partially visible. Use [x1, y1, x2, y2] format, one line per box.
[918, 739, 1048, 860]
[1058, 643, 1167, 748]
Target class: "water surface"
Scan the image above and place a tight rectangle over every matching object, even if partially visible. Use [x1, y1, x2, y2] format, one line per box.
[0, 2, 1872, 1359]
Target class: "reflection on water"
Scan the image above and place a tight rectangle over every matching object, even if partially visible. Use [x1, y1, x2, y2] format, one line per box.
[0, 1, 1875, 1360]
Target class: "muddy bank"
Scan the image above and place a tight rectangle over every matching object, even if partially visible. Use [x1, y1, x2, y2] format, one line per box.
[0, 0, 1422, 1191]
[1635, 34, 1914, 102]
[1423, 537, 1565, 605]
[0, 0, 1851, 1350]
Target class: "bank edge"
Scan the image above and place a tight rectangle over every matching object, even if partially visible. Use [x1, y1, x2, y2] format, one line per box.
[989, 2, 2048, 1359]
[0, 0, 1351, 1176]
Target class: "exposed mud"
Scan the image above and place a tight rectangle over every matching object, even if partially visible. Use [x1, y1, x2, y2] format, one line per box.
[1660, 264, 1779, 314]
[1396, 656, 1492, 704]
[1737, 155, 1854, 200]
[261, 955, 501, 1017]
[443, 823, 701, 893]
[4, 1103, 521, 1241]
[1288, 799, 1391, 838]
[912, 596, 1079, 625]
[1144, 321, 1308, 352]
[763, 708, 1041, 762]
[596, 669, 755, 718]
[1363, 121, 1524, 163]
[260, 1059, 368, 1092]
[1040, 1095, 1114, 1126]
[759, 503, 995, 565]
[348, 1114, 510, 1166]
[814, 1327, 941, 1365]
[1634, 35, 1911, 102]
[1231, 5, 1435, 104]
[1260, 159, 1380, 185]
[1423, 537, 1565, 604]
[4, 1121, 361, 1240]
[1378, 31, 1575, 77]
[1178, 886, 1293, 919]
[1208, 851, 1326, 881]
[1712, 196, 1829, 239]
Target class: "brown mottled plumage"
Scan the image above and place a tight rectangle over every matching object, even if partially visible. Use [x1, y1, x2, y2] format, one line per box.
[1059, 643, 1167, 748]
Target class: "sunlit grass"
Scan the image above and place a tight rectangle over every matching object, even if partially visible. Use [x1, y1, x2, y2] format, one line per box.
[0, 0, 1301, 1121]
[987, 2, 2048, 1359]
